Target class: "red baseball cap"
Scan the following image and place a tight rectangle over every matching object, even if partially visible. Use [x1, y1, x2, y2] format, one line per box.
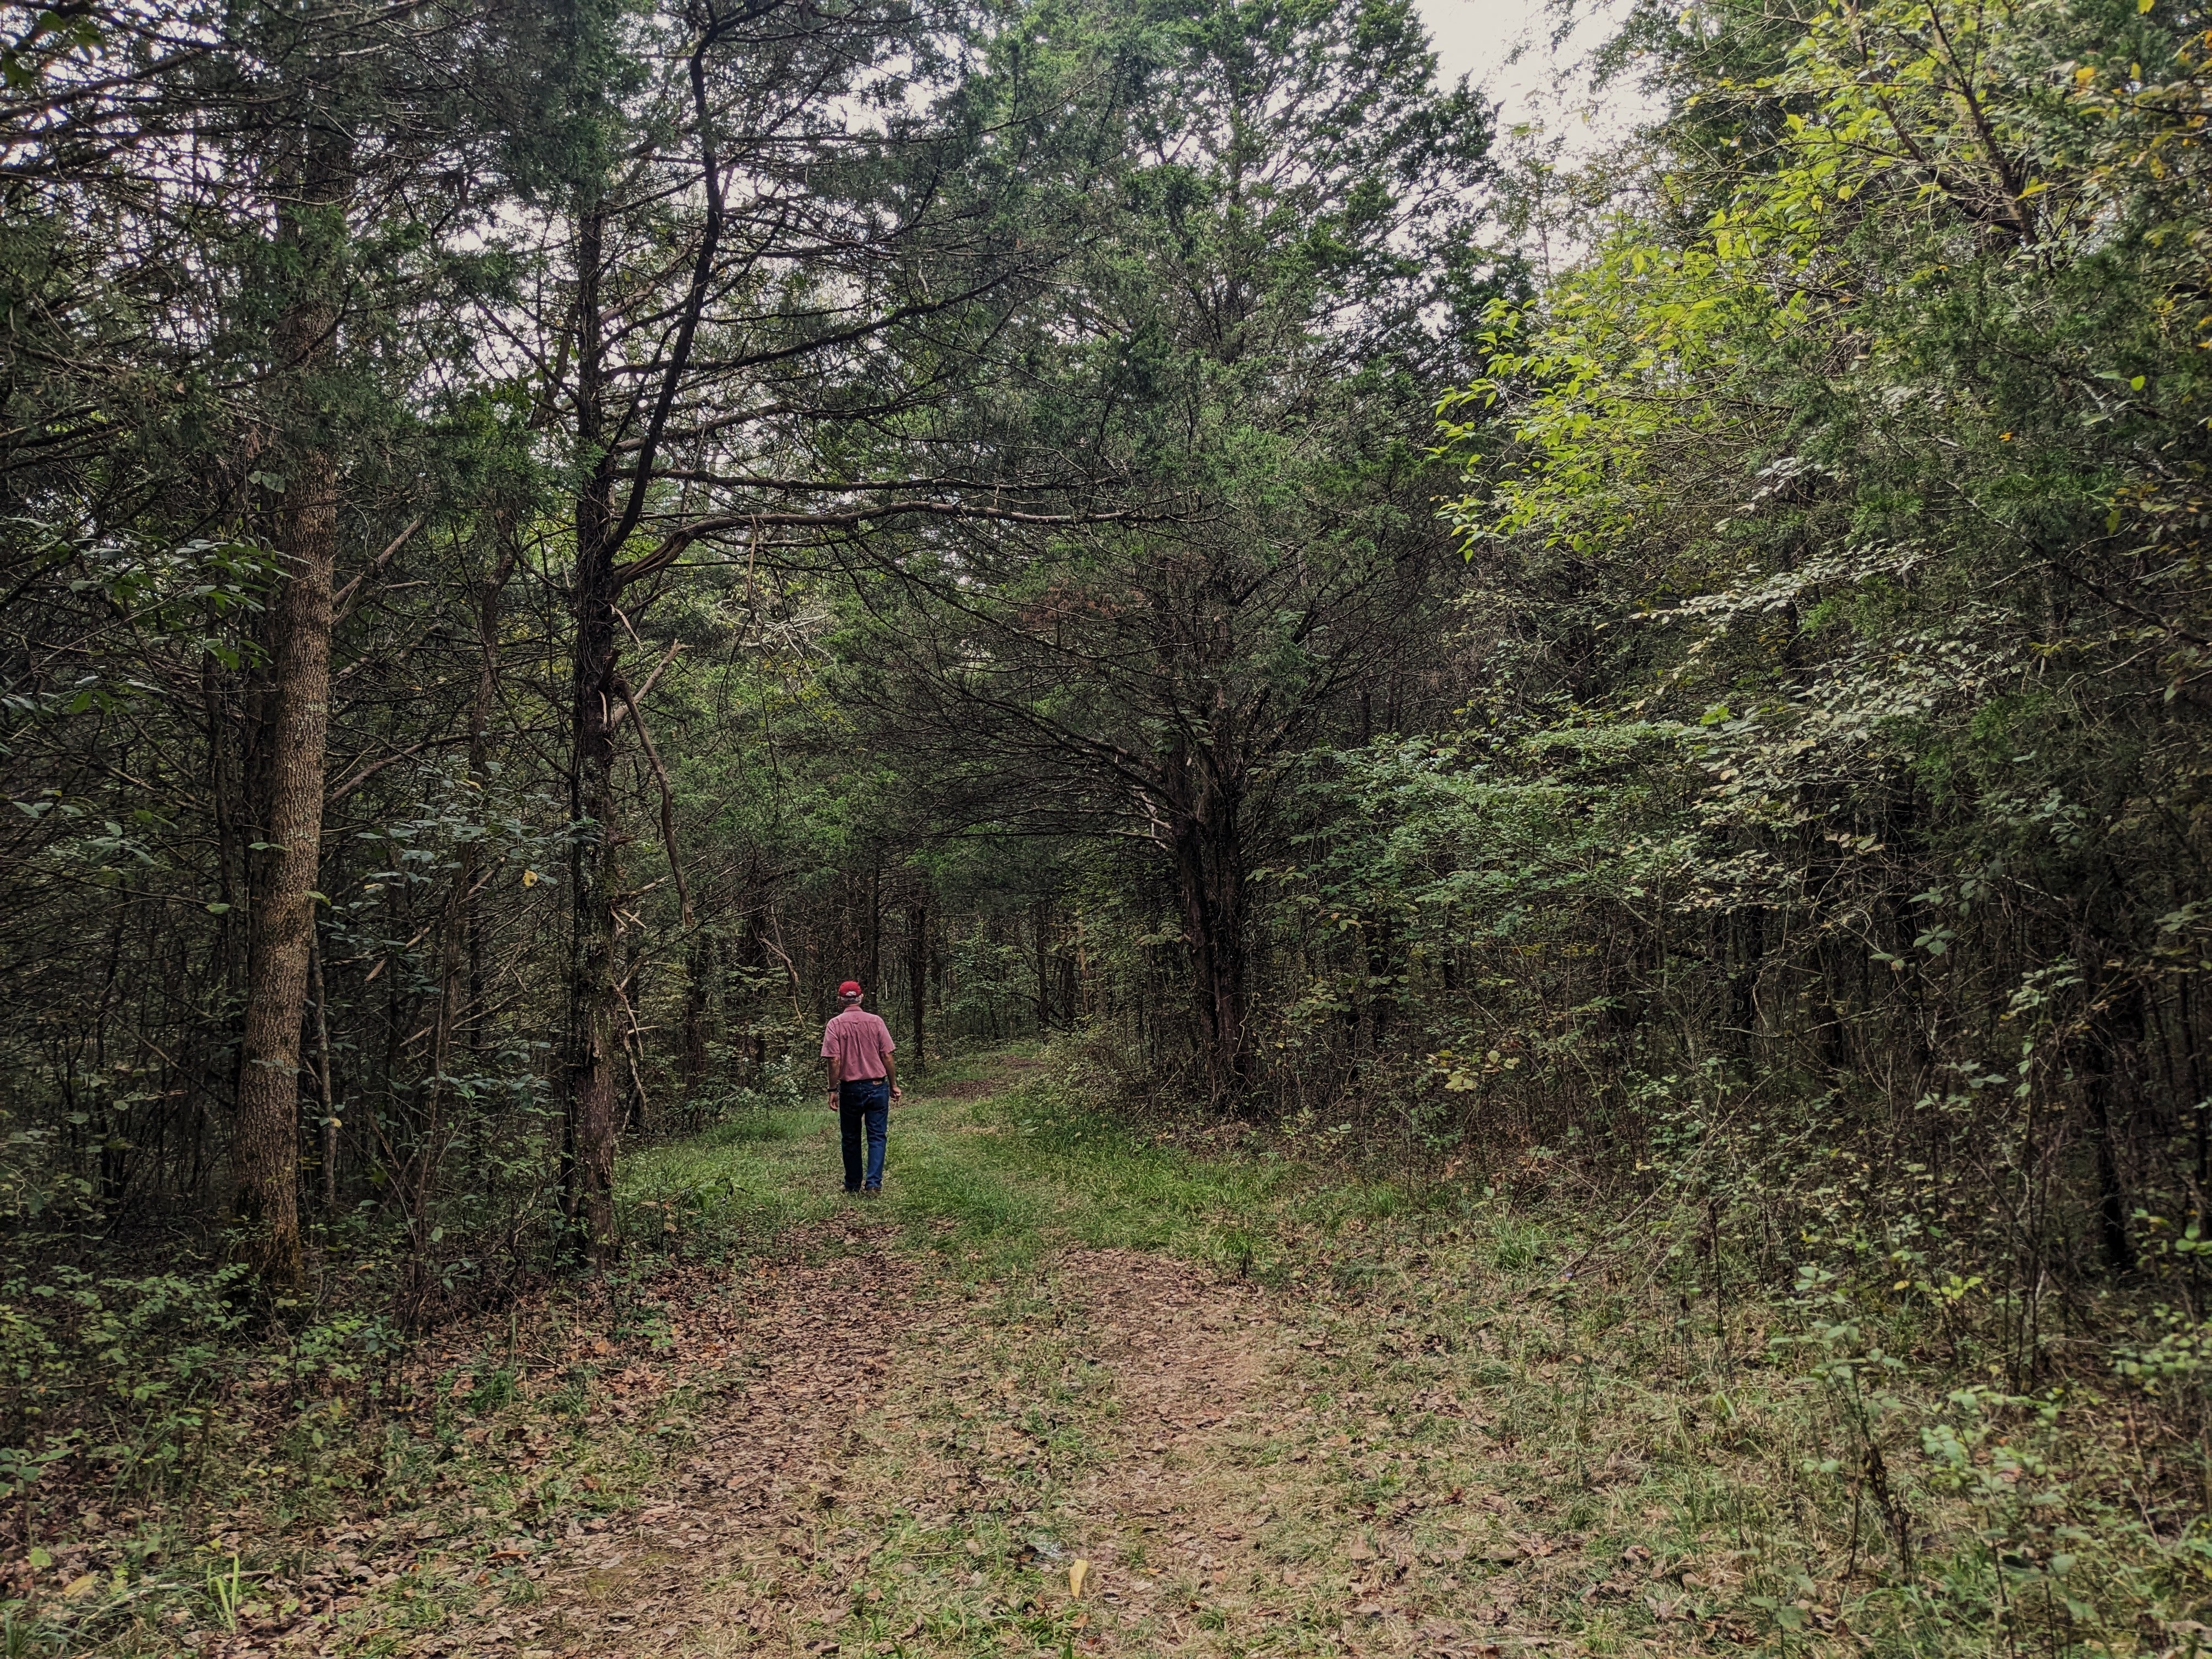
[837, 980, 862, 998]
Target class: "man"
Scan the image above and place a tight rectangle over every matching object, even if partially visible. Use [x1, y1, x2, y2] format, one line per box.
[822, 980, 901, 1195]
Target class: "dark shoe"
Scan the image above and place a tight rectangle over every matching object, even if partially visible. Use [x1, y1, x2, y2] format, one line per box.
[862, 1184, 882, 1198]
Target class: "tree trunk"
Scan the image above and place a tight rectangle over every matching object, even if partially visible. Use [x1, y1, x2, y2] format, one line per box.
[1356, 910, 1396, 1063]
[310, 934, 337, 1213]
[2081, 983, 2143, 1276]
[681, 930, 715, 1097]
[554, 44, 729, 1252]
[560, 198, 623, 1265]
[2183, 977, 2208, 1233]
[402, 876, 467, 1325]
[1170, 795, 1251, 1108]
[562, 563, 623, 1261]
[1035, 897, 1051, 1034]
[735, 868, 771, 1084]
[908, 898, 928, 1076]
[233, 279, 342, 1287]
[465, 520, 520, 1059]
[868, 859, 882, 995]
[233, 447, 336, 1285]
[619, 931, 652, 1134]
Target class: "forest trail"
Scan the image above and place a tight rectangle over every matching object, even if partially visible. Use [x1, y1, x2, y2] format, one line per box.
[59, 1046, 2186, 1659]
[514, 1242, 1327, 1658]
[297, 1057, 1611, 1659]
[192, 1048, 1805, 1659]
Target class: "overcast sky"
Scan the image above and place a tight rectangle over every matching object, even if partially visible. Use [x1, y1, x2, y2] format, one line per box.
[1415, 0, 1656, 150]
[1419, 0, 1546, 87]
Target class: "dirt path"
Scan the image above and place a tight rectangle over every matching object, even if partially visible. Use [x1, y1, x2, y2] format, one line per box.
[449, 1220, 1545, 1659]
[255, 1068, 1611, 1659]
[494, 1243, 1329, 1658]
[1046, 1250, 1293, 1646]
[43, 1057, 1909, 1659]
[515, 1236, 934, 1656]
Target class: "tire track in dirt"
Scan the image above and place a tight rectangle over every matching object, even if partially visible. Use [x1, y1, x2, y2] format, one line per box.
[489, 1245, 1306, 1658]
[1046, 1249, 1306, 1655]
[1028, 1252, 1509, 1658]
[504, 1233, 937, 1656]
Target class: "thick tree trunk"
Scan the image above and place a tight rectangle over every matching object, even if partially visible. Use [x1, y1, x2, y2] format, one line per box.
[562, 556, 623, 1261]
[233, 101, 352, 1289]
[560, 199, 623, 1265]
[556, 48, 723, 1257]
[1170, 797, 1251, 1108]
[234, 436, 337, 1286]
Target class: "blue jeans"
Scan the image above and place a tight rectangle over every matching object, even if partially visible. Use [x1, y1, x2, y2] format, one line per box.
[838, 1079, 889, 1190]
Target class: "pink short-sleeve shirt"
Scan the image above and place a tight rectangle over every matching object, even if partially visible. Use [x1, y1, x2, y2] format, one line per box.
[822, 1006, 895, 1081]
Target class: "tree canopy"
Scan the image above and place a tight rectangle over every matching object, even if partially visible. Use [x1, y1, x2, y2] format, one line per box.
[5, 0, 2212, 1645]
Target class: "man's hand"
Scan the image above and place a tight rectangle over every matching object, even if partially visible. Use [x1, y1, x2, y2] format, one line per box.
[890, 1085, 903, 1103]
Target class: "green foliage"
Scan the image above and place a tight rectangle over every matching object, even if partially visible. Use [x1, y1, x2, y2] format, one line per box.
[1407, 0, 2212, 1346]
[10, 0, 2212, 1649]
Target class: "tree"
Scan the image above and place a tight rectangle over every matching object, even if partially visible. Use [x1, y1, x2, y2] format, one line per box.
[0, 1, 549, 1286]
[842, 0, 1499, 1103]
[1436, 0, 2212, 1285]
[532, 0, 1096, 1257]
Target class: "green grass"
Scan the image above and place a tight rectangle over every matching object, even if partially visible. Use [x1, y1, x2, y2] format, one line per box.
[31, 1049, 2212, 1657]
[604, 1058, 2212, 1655]
[617, 1055, 1397, 1284]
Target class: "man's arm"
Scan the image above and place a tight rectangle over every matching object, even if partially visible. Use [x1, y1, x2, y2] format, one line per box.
[886, 1053, 900, 1102]
[825, 1051, 843, 1103]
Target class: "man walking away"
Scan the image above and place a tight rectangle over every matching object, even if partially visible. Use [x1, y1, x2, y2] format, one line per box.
[823, 980, 901, 1195]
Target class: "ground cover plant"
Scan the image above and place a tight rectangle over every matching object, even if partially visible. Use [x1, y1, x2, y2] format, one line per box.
[8, 1053, 2205, 1656]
